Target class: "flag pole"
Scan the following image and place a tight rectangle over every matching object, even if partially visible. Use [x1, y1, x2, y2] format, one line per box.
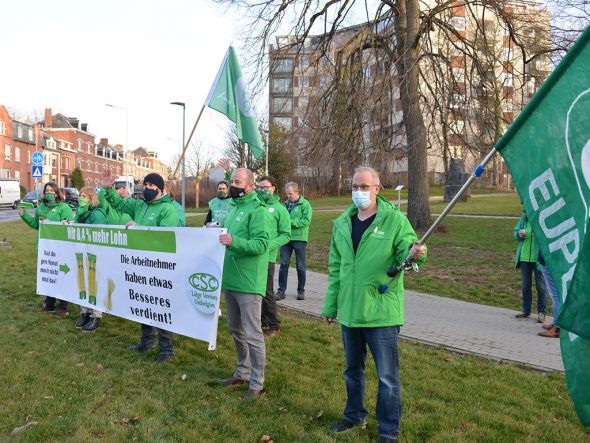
[172, 105, 205, 179]
[379, 147, 498, 293]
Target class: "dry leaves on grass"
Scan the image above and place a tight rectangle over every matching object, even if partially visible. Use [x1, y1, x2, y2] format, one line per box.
[260, 435, 273, 442]
[10, 416, 39, 436]
[74, 362, 84, 368]
[96, 363, 104, 371]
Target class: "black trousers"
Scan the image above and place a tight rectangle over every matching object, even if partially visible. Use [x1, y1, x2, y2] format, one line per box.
[261, 263, 280, 331]
[140, 324, 174, 355]
[44, 296, 68, 310]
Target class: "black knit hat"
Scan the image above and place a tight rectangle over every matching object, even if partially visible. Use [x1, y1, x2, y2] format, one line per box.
[143, 173, 165, 192]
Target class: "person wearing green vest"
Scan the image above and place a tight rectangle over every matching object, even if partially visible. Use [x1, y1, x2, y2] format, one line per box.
[321, 166, 426, 443]
[218, 168, 270, 401]
[204, 180, 232, 227]
[73, 186, 108, 333]
[513, 212, 548, 322]
[102, 171, 180, 364]
[256, 175, 291, 338]
[277, 181, 312, 301]
[20, 182, 74, 316]
[168, 190, 186, 227]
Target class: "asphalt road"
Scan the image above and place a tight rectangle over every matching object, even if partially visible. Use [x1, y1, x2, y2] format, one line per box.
[0, 207, 22, 223]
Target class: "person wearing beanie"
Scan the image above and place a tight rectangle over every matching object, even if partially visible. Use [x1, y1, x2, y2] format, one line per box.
[101, 170, 180, 364]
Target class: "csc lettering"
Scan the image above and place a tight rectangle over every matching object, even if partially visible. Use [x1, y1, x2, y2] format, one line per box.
[189, 273, 219, 292]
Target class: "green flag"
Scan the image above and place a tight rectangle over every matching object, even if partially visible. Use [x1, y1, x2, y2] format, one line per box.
[205, 46, 265, 160]
[497, 27, 590, 425]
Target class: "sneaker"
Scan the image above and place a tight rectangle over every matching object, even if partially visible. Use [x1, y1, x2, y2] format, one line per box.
[537, 313, 546, 323]
[127, 343, 156, 352]
[219, 376, 249, 387]
[55, 307, 69, 317]
[297, 291, 305, 300]
[155, 353, 174, 364]
[275, 290, 286, 301]
[330, 419, 367, 433]
[82, 317, 101, 332]
[264, 329, 280, 338]
[241, 388, 263, 401]
[538, 326, 560, 338]
[40, 304, 56, 313]
[514, 312, 530, 319]
[75, 313, 91, 328]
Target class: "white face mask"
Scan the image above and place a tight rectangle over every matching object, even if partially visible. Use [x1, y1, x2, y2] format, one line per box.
[352, 191, 371, 209]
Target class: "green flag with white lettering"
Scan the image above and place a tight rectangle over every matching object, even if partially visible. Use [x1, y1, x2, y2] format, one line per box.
[497, 27, 590, 425]
[205, 46, 265, 160]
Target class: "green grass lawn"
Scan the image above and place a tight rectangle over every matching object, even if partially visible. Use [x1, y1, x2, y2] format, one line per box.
[429, 193, 523, 216]
[0, 221, 588, 441]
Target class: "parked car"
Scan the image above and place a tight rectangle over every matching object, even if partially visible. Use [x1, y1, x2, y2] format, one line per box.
[0, 179, 21, 209]
[61, 187, 79, 208]
[21, 190, 42, 208]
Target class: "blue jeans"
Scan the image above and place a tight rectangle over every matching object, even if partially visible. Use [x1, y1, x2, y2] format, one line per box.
[519, 261, 548, 314]
[539, 264, 559, 321]
[341, 325, 401, 439]
[278, 241, 307, 293]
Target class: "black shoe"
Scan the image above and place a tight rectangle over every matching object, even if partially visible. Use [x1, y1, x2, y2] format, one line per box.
[41, 304, 56, 313]
[275, 290, 286, 301]
[155, 353, 174, 364]
[219, 376, 249, 387]
[127, 343, 156, 352]
[82, 317, 101, 332]
[241, 388, 263, 401]
[514, 312, 531, 318]
[75, 313, 91, 328]
[330, 419, 367, 433]
[297, 291, 305, 300]
[378, 436, 397, 443]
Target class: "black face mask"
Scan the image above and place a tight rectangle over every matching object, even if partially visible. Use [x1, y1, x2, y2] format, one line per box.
[143, 187, 159, 202]
[229, 186, 246, 199]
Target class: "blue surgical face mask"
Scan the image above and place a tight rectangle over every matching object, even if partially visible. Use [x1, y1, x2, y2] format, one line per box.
[352, 191, 371, 209]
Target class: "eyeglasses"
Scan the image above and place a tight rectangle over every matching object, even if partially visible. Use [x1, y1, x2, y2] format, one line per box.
[351, 184, 378, 191]
[257, 185, 273, 191]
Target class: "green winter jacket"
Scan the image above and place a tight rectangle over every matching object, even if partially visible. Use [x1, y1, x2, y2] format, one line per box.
[222, 191, 270, 296]
[171, 200, 186, 227]
[74, 206, 107, 225]
[207, 196, 233, 227]
[320, 195, 427, 328]
[286, 195, 312, 242]
[102, 187, 180, 227]
[259, 193, 291, 263]
[21, 200, 74, 229]
[97, 188, 133, 225]
[513, 213, 538, 268]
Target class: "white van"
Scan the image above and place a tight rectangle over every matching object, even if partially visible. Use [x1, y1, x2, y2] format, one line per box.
[0, 179, 21, 209]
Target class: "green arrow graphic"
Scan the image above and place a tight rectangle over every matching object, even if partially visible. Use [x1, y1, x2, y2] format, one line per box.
[59, 263, 70, 274]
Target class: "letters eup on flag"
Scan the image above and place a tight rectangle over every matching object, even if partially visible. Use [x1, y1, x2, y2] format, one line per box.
[205, 47, 265, 160]
[497, 27, 590, 425]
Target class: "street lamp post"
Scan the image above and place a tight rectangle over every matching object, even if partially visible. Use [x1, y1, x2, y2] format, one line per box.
[105, 104, 129, 178]
[170, 101, 186, 209]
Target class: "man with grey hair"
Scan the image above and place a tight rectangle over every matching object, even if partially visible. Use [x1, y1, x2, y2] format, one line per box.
[321, 166, 426, 442]
[276, 181, 313, 300]
[218, 167, 270, 401]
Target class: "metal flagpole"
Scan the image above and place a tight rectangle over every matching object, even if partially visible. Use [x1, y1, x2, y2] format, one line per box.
[172, 105, 205, 179]
[379, 147, 499, 293]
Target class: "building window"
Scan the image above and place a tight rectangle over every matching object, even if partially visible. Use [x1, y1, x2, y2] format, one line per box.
[450, 16, 465, 31]
[88, 142, 92, 154]
[77, 139, 82, 151]
[4, 170, 10, 178]
[15, 147, 20, 162]
[273, 58, 293, 73]
[87, 160, 91, 171]
[501, 72, 514, 87]
[273, 117, 292, 130]
[28, 150, 31, 164]
[0, 121, 6, 135]
[17, 126, 23, 138]
[95, 163, 99, 172]
[271, 78, 292, 93]
[15, 170, 20, 180]
[5, 144, 10, 160]
[272, 97, 293, 113]
[28, 128, 33, 141]
[51, 156, 56, 168]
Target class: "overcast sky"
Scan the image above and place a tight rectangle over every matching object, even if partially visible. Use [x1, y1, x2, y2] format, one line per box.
[1, 0, 247, 166]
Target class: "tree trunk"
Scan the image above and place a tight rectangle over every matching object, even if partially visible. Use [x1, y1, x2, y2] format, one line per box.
[395, 0, 431, 230]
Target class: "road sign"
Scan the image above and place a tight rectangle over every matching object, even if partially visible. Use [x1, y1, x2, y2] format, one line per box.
[32, 151, 44, 165]
[32, 165, 43, 178]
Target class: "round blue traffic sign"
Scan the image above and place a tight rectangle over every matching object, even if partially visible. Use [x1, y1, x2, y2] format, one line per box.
[32, 151, 44, 165]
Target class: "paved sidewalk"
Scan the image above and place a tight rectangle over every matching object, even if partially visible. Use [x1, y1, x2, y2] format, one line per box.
[276, 266, 563, 372]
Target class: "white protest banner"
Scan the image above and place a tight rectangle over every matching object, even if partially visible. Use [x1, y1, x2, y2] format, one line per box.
[37, 222, 225, 350]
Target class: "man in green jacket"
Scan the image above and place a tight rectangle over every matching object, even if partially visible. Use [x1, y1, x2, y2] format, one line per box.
[102, 172, 180, 364]
[277, 181, 312, 300]
[218, 168, 270, 401]
[256, 175, 291, 338]
[321, 166, 426, 443]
